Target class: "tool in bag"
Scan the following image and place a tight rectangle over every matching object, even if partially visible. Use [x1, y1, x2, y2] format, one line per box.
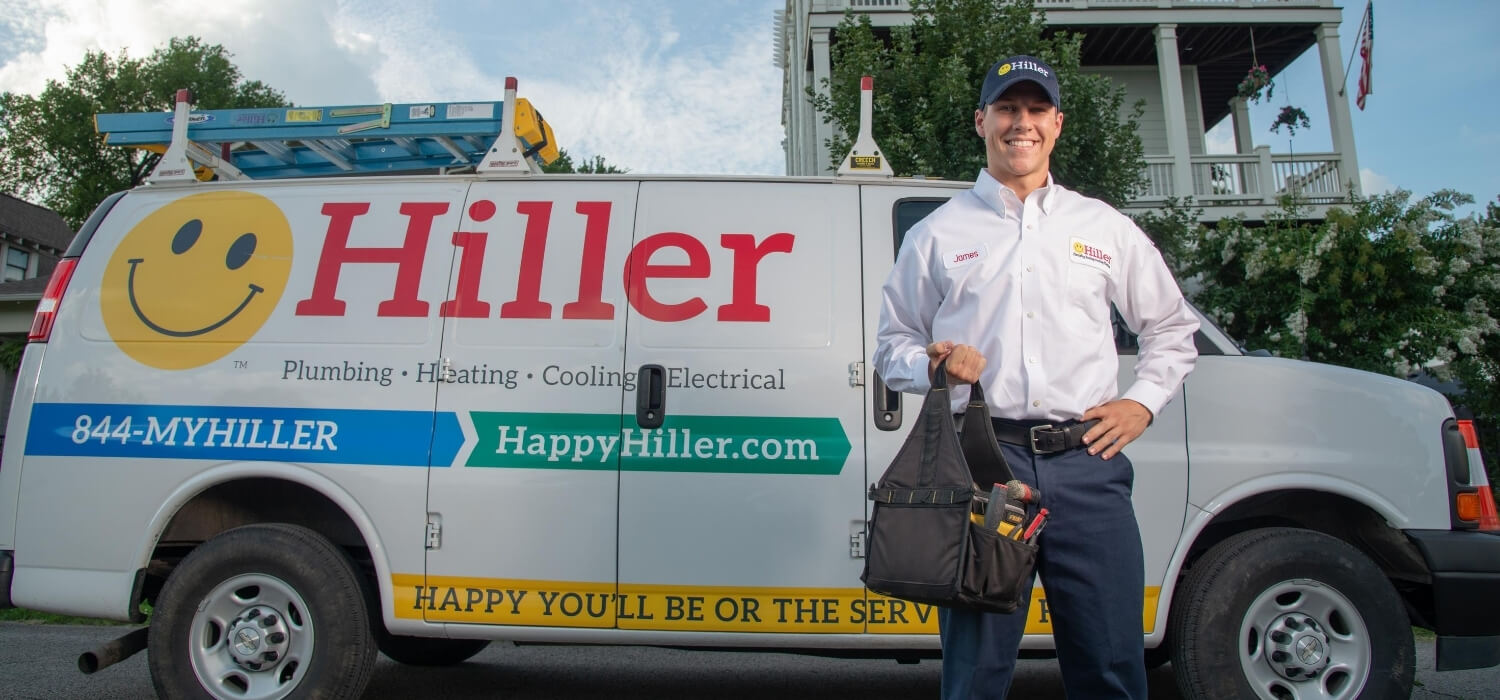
[861, 361, 1039, 613]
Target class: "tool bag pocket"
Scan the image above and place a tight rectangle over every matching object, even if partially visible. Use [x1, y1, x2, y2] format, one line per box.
[957, 519, 1037, 612]
[863, 493, 970, 603]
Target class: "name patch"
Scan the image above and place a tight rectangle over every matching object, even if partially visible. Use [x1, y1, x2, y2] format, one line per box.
[942, 245, 987, 269]
[1069, 237, 1112, 271]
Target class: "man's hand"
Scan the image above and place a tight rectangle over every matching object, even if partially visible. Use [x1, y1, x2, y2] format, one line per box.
[927, 341, 985, 384]
[1080, 399, 1153, 460]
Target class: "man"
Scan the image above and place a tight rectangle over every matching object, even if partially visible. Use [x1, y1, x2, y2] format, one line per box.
[873, 55, 1199, 699]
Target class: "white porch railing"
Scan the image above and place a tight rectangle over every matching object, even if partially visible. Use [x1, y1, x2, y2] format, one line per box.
[1135, 149, 1347, 206]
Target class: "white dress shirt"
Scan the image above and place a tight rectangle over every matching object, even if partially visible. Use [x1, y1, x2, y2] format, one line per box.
[874, 170, 1199, 421]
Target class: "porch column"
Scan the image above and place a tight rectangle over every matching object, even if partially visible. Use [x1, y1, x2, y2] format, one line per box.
[1231, 96, 1254, 154]
[1316, 22, 1362, 196]
[1155, 24, 1194, 199]
[811, 27, 834, 175]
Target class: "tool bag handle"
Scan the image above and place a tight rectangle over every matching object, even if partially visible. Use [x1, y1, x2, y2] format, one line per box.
[932, 360, 1017, 487]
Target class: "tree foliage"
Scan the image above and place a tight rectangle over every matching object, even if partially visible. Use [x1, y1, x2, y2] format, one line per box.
[1141, 193, 1500, 481]
[811, 0, 1145, 208]
[0, 37, 286, 228]
[541, 148, 628, 174]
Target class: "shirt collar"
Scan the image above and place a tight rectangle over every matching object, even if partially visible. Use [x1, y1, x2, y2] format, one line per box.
[973, 170, 1059, 216]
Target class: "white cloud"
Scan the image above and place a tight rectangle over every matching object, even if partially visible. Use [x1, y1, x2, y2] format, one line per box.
[0, 0, 376, 103]
[0, 0, 786, 175]
[1204, 119, 1238, 155]
[1360, 168, 1395, 195]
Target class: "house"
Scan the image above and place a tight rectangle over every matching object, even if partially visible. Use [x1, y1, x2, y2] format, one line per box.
[0, 193, 74, 435]
[777, 0, 1362, 221]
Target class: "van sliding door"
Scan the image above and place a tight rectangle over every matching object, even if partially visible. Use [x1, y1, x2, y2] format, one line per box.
[616, 181, 868, 637]
[421, 181, 639, 630]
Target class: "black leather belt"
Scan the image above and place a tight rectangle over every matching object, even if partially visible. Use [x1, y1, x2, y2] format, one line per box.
[962, 416, 1101, 455]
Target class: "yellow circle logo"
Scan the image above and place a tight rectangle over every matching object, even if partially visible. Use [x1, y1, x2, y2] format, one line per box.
[100, 191, 293, 369]
[1073, 241, 1086, 254]
[998, 63, 1013, 76]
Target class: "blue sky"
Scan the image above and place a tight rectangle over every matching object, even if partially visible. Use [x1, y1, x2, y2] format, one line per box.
[1, 0, 1494, 209]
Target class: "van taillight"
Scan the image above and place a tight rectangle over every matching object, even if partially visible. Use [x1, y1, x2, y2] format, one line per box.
[1455, 420, 1500, 532]
[28, 258, 77, 342]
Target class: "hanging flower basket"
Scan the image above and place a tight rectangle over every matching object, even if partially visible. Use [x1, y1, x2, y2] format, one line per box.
[1270, 105, 1311, 136]
[1237, 65, 1273, 103]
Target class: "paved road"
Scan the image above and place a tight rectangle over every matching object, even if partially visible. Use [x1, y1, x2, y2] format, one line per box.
[0, 622, 1492, 699]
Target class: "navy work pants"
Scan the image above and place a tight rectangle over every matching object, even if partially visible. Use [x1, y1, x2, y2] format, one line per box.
[939, 441, 1147, 700]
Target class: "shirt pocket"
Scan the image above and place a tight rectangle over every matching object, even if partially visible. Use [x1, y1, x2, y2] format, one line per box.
[1065, 262, 1111, 321]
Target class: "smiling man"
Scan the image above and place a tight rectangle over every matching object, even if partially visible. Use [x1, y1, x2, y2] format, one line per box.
[873, 55, 1200, 699]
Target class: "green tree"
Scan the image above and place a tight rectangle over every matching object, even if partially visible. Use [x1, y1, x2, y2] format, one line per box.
[541, 148, 628, 174]
[0, 37, 286, 229]
[810, 0, 1145, 208]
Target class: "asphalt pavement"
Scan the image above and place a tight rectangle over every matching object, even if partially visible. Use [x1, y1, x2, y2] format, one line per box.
[0, 622, 1492, 699]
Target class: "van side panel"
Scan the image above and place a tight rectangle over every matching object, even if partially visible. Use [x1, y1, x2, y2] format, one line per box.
[1185, 356, 1453, 528]
[10, 181, 466, 618]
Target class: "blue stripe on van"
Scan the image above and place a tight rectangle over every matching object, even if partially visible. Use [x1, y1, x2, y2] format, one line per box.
[24, 403, 464, 467]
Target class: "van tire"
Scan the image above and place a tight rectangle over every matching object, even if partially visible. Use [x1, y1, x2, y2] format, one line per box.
[376, 633, 490, 666]
[1169, 527, 1413, 700]
[147, 523, 377, 700]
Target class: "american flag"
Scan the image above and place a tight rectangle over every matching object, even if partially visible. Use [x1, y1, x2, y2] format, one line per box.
[1355, 1, 1374, 110]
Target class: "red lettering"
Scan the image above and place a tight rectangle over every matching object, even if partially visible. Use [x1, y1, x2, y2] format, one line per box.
[295, 202, 446, 317]
[440, 232, 490, 317]
[717, 233, 794, 322]
[624, 232, 709, 322]
[500, 201, 553, 319]
[562, 201, 615, 320]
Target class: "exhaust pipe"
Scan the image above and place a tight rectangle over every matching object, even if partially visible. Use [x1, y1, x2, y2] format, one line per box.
[78, 626, 149, 674]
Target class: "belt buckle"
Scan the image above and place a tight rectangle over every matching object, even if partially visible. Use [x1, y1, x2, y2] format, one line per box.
[1029, 424, 1055, 455]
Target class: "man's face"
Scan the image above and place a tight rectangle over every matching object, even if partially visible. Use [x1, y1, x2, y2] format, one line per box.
[974, 81, 1064, 184]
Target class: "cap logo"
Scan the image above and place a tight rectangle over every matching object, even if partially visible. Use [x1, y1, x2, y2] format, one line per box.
[998, 63, 1012, 76]
[1009, 59, 1050, 77]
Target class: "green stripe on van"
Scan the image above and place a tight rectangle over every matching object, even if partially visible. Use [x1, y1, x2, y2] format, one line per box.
[466, 412, 850, 475]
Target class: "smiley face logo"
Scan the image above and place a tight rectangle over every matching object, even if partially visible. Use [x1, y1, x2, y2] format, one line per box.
[100, 191, 292, 369]
[998, 63, 1012, 76]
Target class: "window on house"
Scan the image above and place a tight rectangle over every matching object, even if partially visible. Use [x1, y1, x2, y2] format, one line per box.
[5, 248, 30, 281]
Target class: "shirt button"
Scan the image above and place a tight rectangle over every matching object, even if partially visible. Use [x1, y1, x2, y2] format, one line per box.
[1025, 265, 1034, 273]
[1032, 400, 1041, 407]
[1026, 224, 1033, 230]
[1026, 311, 1035, 319]
[1027, 356, 1038, 364]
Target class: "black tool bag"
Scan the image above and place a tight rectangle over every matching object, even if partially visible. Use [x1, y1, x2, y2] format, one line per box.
[861, 363, 1037, 613]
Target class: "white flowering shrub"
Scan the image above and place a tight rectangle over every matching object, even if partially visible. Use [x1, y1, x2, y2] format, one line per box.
[1138, 192, 1500, 483]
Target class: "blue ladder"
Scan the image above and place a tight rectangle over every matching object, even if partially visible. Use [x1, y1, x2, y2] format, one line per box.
[97, 82, 554, 182]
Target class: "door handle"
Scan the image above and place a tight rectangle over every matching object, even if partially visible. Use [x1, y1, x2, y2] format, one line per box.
[873, 372, 902, 431]
[636, 364, 666, 428]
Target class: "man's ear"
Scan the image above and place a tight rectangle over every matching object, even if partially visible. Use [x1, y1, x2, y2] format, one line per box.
[974, 108, 985, 137]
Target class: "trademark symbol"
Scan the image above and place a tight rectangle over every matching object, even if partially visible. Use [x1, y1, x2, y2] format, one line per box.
[234, 360, 248, 369]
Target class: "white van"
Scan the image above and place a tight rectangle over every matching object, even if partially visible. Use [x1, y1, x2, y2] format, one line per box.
[2, 88, 1497, 699]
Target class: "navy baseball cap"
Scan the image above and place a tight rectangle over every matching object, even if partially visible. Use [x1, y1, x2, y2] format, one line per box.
[978, 55, 1061, 109]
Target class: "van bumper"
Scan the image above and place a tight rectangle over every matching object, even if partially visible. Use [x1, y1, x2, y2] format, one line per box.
[1405, 529, 1500, 670]
[1, 550, 12, 608]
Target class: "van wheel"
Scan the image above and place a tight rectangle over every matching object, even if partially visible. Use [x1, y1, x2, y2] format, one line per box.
[1169, 528, 1413, 700]
[148, 524, 377, 700]
[376, 633, 490, 666]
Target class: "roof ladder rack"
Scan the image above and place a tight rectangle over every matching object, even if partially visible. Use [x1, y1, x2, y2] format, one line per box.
[96, 77, 558, 183]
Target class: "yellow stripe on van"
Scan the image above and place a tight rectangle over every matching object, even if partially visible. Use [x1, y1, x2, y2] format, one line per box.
[392, 574, 1161, 635]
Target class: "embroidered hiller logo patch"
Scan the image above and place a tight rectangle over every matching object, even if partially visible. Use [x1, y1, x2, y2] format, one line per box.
[1069, 237, 1112, 271]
